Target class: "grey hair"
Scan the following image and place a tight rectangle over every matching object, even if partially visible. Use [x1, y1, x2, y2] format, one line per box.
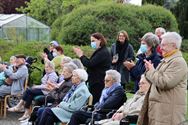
[141, 33, 160, 50]
[155, 27, 166, 34]
[73, 69, 88, 82]
[45, 61, 55, 71]
[62, 56, 72, 64]
[161, 32, 182, 49]
[63, 62, 78, 73]
[72, 58, 84, 69]
[106, 69, 121, 83]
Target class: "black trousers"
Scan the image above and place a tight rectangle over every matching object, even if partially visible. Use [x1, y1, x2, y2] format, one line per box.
[22, 88, 44, 108]
[34, 95, 55, 106]
[38, 107, 60, 125]
[68, 110, 92, 125]
[89, 83, 104, 105]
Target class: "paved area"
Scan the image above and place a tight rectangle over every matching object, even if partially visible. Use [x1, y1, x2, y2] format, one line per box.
[0, 112, 29, 125]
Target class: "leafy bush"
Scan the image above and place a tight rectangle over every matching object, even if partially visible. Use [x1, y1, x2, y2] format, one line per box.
[51, 2, 178, 49]
[0, 40, 93, 85]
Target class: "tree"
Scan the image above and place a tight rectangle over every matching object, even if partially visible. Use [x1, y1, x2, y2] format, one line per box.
[0, 0, 28, 14]
[173, 0, 188, 38]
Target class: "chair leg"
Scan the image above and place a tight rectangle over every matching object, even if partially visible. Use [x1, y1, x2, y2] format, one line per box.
[3, 95, 10, 118]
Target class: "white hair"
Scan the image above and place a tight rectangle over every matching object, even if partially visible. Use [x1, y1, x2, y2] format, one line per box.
[155, 27, 166, 34]
[73, 69, 88, 82]
[62, 56, 72, 64]
[45, 61, 55, 71]
[72, 58, 84, 69]
[63, 62, 78, 72]
[10, 56, 16, 61]
[106, 69, 121, 83]
[161, 32, 182, 49]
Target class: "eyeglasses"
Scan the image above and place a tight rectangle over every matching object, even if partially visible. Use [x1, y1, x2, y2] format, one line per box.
[104, 79, 111, 83]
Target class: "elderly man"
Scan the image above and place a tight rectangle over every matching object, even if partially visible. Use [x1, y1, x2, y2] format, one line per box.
[138, 32, 188, 125]
[155, 27, 166, 56]
[0, 54, 28, 96]
[68, 69, 125, 125]
[97, 75, 150, 125]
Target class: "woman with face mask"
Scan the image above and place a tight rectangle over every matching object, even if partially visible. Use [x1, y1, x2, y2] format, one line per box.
[73, 32, 111, 104]
[124, 33, 161, 92]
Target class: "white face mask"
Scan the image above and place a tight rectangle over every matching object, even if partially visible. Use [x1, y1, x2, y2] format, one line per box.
[52, 52, 58, 57]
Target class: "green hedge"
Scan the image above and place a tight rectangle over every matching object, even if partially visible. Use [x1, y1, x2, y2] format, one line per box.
[51, 2, 178, 49]
[0, 40, 93, 85]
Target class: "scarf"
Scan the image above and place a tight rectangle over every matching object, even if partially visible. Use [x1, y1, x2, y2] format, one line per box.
[163, 49, 178, 58]
[62, 84, 78, 102]
[99, 83, 121, 105]
[116, 40, 129, 63]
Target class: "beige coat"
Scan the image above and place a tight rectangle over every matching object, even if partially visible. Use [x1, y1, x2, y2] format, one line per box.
[137, 51, 188, 125]
[98, 92, 146, 125]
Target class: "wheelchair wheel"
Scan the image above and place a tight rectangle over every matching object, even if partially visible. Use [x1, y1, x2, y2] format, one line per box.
[7, 96, 22, 108]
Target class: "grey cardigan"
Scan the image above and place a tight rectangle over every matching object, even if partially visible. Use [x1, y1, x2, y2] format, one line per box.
[4, 64, 28, 95]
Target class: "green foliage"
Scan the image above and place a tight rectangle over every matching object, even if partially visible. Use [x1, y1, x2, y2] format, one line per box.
[17, 0, 63, 26]
[51, 3, 178, 49]
[17, 0, 110, 26]
[0, 40, 93, 84]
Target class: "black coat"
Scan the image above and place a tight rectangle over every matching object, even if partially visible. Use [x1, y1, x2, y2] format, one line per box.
[80, 46, 111, 104]
[80, 46, 111, 87]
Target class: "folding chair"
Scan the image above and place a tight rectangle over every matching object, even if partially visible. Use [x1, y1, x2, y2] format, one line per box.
[0, 77, 28, 118]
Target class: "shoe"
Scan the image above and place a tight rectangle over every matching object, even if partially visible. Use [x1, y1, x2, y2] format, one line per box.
[18, 114, 30, 121]
[8, 106, 23, 112]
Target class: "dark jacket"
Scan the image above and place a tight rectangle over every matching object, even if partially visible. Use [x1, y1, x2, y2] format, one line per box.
[111, 43, 135, 84]
[130, 51, 161, 91]
[94, 86, 125, 119]
[80, 46, 111, 87]
[48, 79, 73, 103]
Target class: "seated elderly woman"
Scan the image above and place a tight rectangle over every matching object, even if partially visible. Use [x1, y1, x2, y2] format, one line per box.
[8, 61, 58, 121]
[34, 62, 78, 106]
[68, 69, 125, 125]
[97, 75, 150, 125]
[36, 69, 91, 125]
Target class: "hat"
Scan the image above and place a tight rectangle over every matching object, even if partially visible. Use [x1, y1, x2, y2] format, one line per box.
[15, 54, 26, 59]
[50, 40, 59, 47]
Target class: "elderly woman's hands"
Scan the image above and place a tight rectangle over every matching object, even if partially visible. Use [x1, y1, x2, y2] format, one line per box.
[111, 112, 124, 121]
[73, 47, 83, 58]
[144, 59, 153, 71]
[123, 60, 135, 70]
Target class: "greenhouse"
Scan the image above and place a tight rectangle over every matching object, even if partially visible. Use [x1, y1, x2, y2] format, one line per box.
[0, 14, 50, 41]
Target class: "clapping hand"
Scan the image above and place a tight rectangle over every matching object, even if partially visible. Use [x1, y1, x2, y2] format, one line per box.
[144, 59, 153, 71]
[73, 47, 83, 58]
[123, 60, 135, 70]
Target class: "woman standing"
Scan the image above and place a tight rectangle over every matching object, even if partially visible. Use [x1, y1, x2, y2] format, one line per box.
[111, 30, 135, 89]
[73, 32, 111, 104]
[124, 33, 161, 92]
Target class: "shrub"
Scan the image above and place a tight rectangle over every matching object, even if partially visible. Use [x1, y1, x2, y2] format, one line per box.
[0, 40, 93, 85]
[51, 2, 178, 49]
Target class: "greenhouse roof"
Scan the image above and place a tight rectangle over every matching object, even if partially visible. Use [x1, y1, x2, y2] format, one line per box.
[0, 14, 49, 28]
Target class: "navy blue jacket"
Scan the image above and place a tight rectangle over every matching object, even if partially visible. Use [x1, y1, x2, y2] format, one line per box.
[95, 86, 125, 111]
[130, 51, 161, 91]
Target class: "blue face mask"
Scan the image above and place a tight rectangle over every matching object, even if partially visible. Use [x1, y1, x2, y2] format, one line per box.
[140, 44, 147, 53]
[90, 42, 97, 49]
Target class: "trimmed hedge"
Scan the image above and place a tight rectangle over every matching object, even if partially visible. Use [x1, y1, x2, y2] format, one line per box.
[51, 2, 178, 49]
